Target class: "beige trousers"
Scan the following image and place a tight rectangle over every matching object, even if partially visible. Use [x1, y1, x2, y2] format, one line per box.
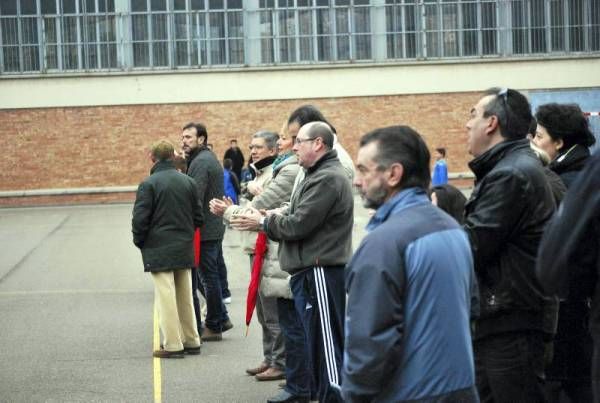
[151, 269, 201, 352]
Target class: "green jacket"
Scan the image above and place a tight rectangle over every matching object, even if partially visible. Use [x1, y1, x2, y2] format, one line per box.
[132, 160, 203, 272]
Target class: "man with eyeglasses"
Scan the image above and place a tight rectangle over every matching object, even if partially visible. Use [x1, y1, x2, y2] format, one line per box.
[464, 88, 556, 402]
[231, 122, 354, 403]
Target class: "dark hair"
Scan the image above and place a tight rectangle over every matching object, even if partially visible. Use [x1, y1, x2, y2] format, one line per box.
[435, 147, 446, 157]
[287, 105, 337, 134]
[535, 103, 596, 150]
[528, 117, 538, 136]
[482, 87, 532, 140]
[182, 122, 208, 145]
[223, 158, 233, 170]
[431, 184, 467, 224]
[360, 125, 431, 190]
[306, 122, 334, 150]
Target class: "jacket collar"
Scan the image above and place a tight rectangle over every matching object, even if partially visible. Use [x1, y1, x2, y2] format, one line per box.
[469, 138, 530, 180]
[549, 144, 591, 175]
[187, 145, 208, 163]
[306, 149, 339, 174]
[366, 187, 429, 232]
[251, 155, 277, 174]
[150, 160, 175, 174]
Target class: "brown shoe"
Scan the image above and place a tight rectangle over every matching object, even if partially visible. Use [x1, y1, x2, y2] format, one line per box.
[255, 367, 285, 381]
[153, 349, 184, 359]
[246, 362, 269, 376]
[201, 327, 222, 342]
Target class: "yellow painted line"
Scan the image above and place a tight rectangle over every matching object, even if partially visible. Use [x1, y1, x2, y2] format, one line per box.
[153, 301, 162, 403]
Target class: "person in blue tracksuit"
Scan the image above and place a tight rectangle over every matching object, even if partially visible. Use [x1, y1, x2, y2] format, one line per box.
[343, 125, 479, 403]
[431, 147, 448, 186]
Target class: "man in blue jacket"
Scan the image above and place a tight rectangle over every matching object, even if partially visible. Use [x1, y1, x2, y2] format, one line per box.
[342, 126, 478, 402]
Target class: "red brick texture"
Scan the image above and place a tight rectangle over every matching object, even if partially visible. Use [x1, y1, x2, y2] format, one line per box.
[0, 92, 478, 206]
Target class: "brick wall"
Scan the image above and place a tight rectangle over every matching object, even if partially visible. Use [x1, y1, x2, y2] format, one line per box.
[0, 92, 478, 206]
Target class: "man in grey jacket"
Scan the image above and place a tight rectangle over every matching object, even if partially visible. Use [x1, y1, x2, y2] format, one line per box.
[182, 122, 231, 341]
[232, 122, 354, 403]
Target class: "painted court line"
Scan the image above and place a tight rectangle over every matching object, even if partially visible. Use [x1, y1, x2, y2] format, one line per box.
[153, 301, 162, 403]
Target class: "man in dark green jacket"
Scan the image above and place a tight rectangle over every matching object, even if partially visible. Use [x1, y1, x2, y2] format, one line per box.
[132, 140, 203, 359]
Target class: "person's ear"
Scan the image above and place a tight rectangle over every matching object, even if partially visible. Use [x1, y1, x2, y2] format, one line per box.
[554, 138, 564, 152]
[486, 115, 500, 136]
[387, 163, 404, 188]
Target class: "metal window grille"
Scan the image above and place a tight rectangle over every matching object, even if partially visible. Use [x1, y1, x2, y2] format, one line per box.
[1, 0, 598, 74]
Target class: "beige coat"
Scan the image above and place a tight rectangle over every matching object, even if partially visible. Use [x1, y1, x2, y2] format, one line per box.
[224, 155, 300, 299]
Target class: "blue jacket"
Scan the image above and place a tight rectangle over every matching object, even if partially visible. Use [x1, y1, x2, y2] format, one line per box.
[431, 159, 448, 186]
[342, 188, 477, 402]
[223, 169, 239, 204]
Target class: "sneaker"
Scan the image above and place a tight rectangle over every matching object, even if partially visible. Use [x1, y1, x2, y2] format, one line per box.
[223, 296, 232, 304]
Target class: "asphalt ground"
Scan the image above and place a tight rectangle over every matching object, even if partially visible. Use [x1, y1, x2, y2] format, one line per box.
[0, 198, 369, 403]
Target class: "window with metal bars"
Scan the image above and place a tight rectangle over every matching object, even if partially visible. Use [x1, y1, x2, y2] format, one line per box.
[0, 0, 598, 74]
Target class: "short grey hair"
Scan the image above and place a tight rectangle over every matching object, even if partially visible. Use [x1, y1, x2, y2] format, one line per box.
[253, 130, 279, 151]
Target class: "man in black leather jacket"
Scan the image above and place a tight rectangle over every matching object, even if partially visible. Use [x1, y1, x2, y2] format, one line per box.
[464, 88, 556, 402]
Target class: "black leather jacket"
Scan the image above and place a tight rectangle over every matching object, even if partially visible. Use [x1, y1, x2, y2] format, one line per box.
[464, 139, 556, 339]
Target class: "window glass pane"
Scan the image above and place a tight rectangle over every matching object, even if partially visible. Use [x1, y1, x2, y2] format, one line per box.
[86, 0, 96, 12]
[21, 0, 38, 14]
[569, 0, 585, 51]
[42, 1, 57, 14]
[153, 42, 168, 65]
[191, 0, 204, 10]
[99, 0, 115, 12]
[131, 0, 147, 12]
[209, 0, 223, 9]
[133, 43, 149, 65]
[63, 0, 77, 13]
[132, 14, 148, 39]
[0, 0, 18, 15]
[151, 0, 166, 11]
[153, 14, 168, 39]
[228, 0, 242, 9]
[174, 0, 186, 10]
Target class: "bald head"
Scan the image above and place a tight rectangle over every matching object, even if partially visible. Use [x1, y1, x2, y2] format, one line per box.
[298, 121, 334, 150]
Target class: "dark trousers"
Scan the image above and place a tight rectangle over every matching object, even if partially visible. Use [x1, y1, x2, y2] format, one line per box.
[290, 266, 345, 403]
[475, 331, 547, 403]
[196, 240, 229, 332]
[278, 297, 310, 398]
[593, 344, 600, 403]
[191, 267, 203, 335]
[217, 244, 231, 299]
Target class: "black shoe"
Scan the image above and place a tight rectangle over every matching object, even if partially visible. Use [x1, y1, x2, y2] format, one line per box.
[222, 319, 234, 333]
[183, 346, 201, 355]
[266, 390, 309, 403]
[153, 349, 184, 359]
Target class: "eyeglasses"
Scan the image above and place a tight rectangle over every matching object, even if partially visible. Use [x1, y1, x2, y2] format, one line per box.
[294, 137, 317, 145]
